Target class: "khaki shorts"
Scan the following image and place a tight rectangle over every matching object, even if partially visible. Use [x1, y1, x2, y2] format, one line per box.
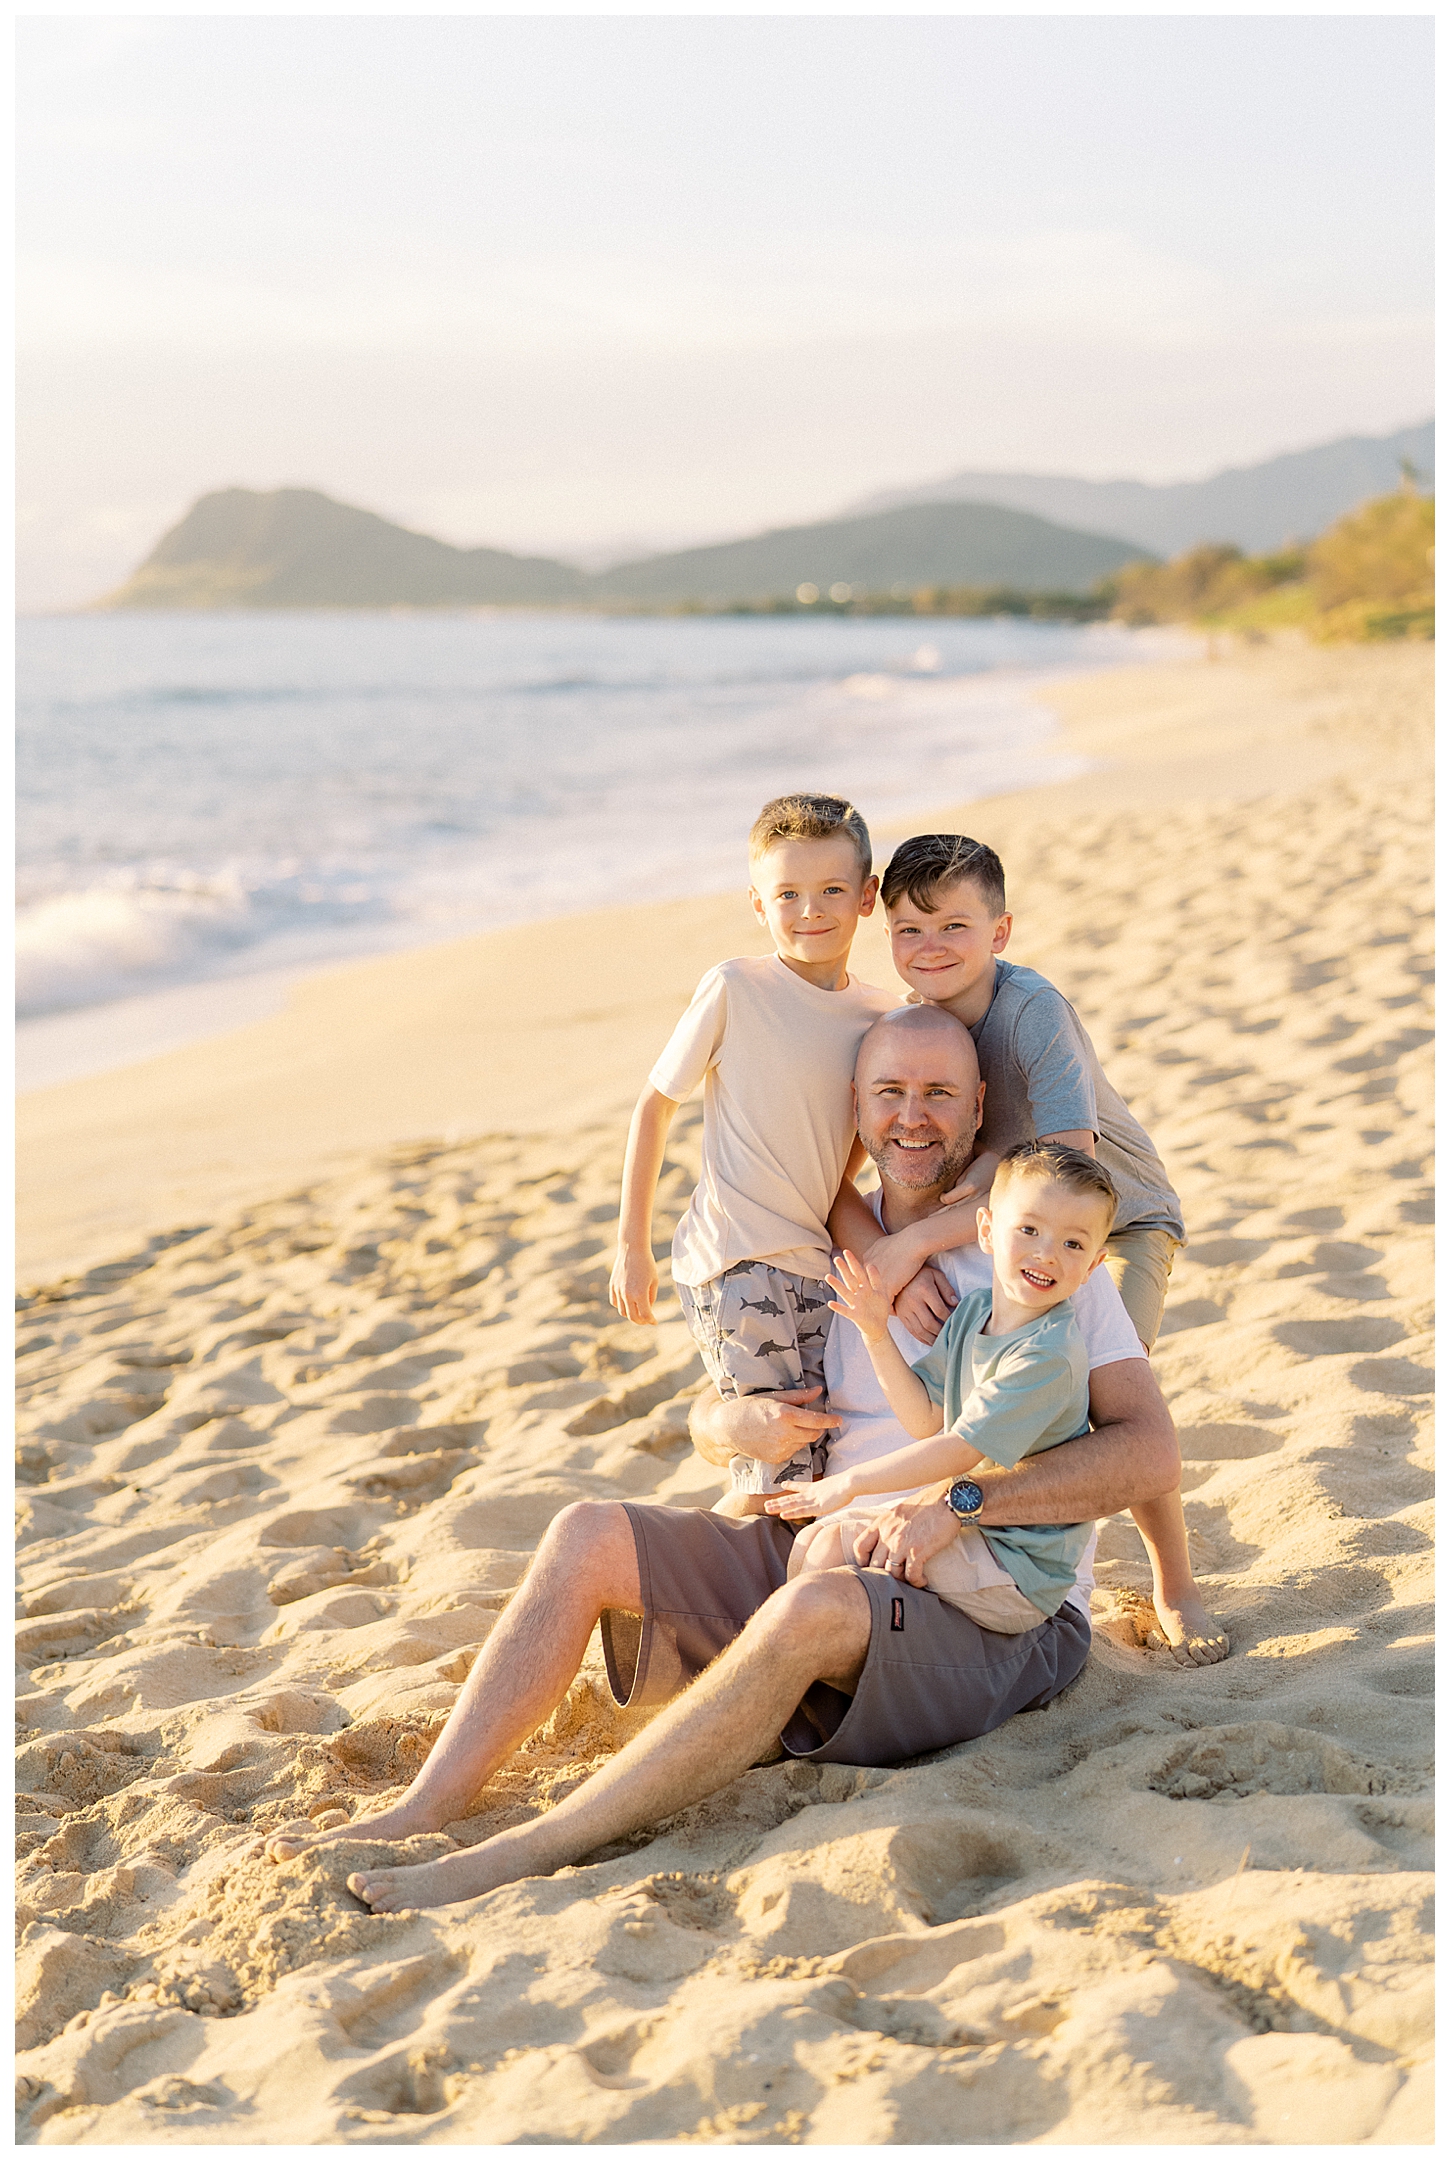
[1104, 1225, 1182, 1351]
[601, 1503, 1089, 1767]
[820, 1509, 1045, 1635]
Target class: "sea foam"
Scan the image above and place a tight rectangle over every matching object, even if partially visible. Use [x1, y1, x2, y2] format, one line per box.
[18, 611, 1179, 1045]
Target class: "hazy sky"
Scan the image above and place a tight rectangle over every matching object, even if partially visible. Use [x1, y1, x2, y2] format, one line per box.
[18, 12, 1434, 609]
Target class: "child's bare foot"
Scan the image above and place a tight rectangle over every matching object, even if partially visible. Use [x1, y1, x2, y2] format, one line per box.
[712, 1489, 771, 1517]
[347, 1839, 522, 1913]
[1150, 1589, 1229, 1667]
[1096, 1586, 1228, 1666]
[263, 1793, 443, 1864]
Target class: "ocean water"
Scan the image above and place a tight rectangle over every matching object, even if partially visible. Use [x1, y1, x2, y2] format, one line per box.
[17, 610, 1177, 1085]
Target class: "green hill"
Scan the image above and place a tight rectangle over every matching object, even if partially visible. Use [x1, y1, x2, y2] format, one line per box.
[593, 500, 1150, 602]
[100, 487, 1154, 612]
[102, 488, 590, 608]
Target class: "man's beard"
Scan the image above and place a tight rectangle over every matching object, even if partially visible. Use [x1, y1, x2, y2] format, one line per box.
[867, 1128, 977, 1197]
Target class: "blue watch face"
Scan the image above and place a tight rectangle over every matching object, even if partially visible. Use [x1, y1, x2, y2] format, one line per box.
[949, 1478, 984, 1517]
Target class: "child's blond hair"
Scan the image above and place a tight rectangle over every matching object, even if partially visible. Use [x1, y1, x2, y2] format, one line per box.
[748, 793, 872, 880]
[992, 1139, 1117, 1233]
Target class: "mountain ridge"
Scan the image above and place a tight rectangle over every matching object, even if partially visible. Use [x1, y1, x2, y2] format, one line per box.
[841, 420, 1435, 557]
[99, 420, 1435, 612]
[100, 491, 1153, 610]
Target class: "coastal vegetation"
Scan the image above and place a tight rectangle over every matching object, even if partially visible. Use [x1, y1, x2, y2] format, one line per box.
[1107, 487, 1434, 640]
[652, 584, 1109, 621]
[678, 487, 1435, 639]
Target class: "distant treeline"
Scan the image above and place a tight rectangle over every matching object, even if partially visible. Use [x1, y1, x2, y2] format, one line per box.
[648, 585, 1111, 622]
[1105, 487, 1434, 642]
[632, 487, 1433, 641]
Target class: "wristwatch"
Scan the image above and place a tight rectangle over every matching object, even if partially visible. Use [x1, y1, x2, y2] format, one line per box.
[947, 1477, 985, 1525]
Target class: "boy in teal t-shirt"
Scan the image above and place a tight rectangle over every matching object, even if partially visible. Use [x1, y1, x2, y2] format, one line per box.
[771, 1139, 1114, 1634]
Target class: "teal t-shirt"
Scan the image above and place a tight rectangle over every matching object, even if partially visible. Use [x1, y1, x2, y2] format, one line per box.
[912, 1287, 1092, 1616]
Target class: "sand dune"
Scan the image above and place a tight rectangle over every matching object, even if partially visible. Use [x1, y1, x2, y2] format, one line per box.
[16, 642, 1432, 2142]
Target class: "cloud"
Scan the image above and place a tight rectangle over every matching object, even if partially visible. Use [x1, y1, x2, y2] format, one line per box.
[21, 221, 1237, 363]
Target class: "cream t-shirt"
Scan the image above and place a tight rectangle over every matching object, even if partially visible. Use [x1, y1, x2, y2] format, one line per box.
[650, 954, 897, 1287]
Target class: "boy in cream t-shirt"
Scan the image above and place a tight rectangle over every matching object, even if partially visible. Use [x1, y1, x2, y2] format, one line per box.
[610, 793, 896, 1510]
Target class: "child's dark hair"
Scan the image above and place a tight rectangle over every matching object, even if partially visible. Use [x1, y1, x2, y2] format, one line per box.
[880, 833, 1006, 916]
[992, 1139, 1118, 1228]
[749, 793, 873, 880]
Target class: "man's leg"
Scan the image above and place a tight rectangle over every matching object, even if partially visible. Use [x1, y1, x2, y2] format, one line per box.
[264, 1500, 643, 1861]
[346, 1567, 872, 1912]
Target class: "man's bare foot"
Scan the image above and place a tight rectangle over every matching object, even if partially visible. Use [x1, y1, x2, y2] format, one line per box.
[347, 1841, 519, 1913]
[263, 1794, 443, 1864]
[1150, 1590, 1230, 1667]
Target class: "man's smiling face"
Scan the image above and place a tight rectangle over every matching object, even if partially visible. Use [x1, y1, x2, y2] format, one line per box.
[853, 1010, 985, 1195]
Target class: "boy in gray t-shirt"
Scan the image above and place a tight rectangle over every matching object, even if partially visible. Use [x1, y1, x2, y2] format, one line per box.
[771, 1141, 1114, 1633]
[832, 830, 1224, 1666]
[877, 833, 1183, 1354]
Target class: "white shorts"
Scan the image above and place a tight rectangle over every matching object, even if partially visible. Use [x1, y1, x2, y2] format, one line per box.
[826, 1508, 1047, 1636]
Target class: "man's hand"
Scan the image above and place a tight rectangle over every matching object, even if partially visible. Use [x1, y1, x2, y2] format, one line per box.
[937, 1152, 999, 1211]
[849, 1491, 959, 1587]
[689, 1385, 840, 1471]
[609, 1247, 658, 1326]
[891, 1262, 957, 1345]
[765, 1468, 856, 1522]
[825, 1249, 893, 1344]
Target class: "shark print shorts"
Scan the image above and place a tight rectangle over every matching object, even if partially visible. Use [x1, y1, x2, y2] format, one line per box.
[676, 1261, 834, 1495]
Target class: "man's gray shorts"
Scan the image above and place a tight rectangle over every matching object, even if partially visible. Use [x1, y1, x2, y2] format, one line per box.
[600, 1504, 1090, 1766]
[676, 1261, 833, 1494]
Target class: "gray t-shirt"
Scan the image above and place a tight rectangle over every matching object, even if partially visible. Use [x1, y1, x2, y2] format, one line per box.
[970, 959, 1184, 1239]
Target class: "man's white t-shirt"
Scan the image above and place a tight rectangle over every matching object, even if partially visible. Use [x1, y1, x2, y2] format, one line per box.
[650, 955, 897, 1287]
[824, 1231, 1146, 1620]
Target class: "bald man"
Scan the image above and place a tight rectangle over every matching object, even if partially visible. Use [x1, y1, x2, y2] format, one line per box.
[266, 1006, 1178, 1916]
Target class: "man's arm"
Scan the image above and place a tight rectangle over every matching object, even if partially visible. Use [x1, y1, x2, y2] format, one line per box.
[846, 1356, 1178, 1584]
[689, 1382, 840, 1471]
[977, 1355, 1178, 1522]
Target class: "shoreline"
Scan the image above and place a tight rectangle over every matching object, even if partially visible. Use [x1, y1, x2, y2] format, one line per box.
[18, 623, 1193, 1097]
[15, 639, 1415, 1289]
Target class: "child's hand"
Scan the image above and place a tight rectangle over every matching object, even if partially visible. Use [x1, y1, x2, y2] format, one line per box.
[609, 1247, 658, 1326]
[826, 1249, 893, 1344]
[766, 1470, 854, 1521]
[937, 1152, 998, 1212]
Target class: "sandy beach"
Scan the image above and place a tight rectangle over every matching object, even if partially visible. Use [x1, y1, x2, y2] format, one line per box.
[16, 639, 1433, 2143]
